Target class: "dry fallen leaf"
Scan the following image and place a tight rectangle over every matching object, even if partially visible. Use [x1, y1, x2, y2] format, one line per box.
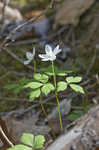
[3, 111, 50, 143]
[25, 10, 45, 23]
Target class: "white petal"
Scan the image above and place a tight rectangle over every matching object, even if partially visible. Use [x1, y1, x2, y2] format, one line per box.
[26, 52, 33, 60]
[45, 45, 53, 55]
[53, 45, 62, 55]
[42, 58, 50, 61]
[24, 59, 31, 65]
[39, 54, 48, 59]
[49, 55, 56, 61]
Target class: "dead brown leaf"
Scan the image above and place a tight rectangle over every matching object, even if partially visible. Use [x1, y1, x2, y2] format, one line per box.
[3, 111, 50, 143]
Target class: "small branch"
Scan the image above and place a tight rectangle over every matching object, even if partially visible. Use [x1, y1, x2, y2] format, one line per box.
[86, 49, 97, 76]
[2, 47, 34, 70]
[50, 0, 55, 8]
[0, 126, 14, 147]
[0, 6, 50, 51]
[1, 0, 6, 24]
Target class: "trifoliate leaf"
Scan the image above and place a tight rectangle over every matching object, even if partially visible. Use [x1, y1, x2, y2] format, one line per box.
[24, 82, 43, 89]
[7, 144, 32, 150]
[41, 83, 54, 95]
[21, 133, 34, 147]
[33, 135, 45, 149]
[66, 76, 82, 83]
[69, 84, 85, 94]
[29, 89, 41, 101]
[34, 73, 49, 83]
[57, 81, 67, 92]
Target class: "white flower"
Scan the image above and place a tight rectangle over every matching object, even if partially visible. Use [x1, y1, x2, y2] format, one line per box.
[24, 48, 35, 65]
[39, 44, 62, 61]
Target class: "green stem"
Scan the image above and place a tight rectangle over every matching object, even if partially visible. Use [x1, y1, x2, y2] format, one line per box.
[33, 60, 36, 73]
[51, 61, 63, 131]
[40, 93, 56, 138]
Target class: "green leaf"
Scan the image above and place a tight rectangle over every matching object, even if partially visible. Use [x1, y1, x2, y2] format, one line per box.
[34, 73, 49, 83]
[21, 133, 34, 147]
[45, 72, 54, 76]
[69, 84, 85, 94]
[54, 67, 67, 76]
[24, 82, 43, 89]
[29, 89, 41, 101]
[40, 65, 69, 76]
[5, 84, 18, 90]
[34, 135, 45, 149]
[66, 76, 82, 83]
[57, 81, 67, 92]
[72, 110, 84, 115]
[56, 71, 67, 76]
[7, 144, 32, 150]
[41, 83, 54, 95]
[67, 114, 80, 121]
[19, 78, 32, 84]
[40, 66, 53, 76]
[13, 87, 24, 94]
[84, 104, 92, 111]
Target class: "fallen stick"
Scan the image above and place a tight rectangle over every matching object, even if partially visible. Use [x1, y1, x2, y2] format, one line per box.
[46, 105, 99, 150]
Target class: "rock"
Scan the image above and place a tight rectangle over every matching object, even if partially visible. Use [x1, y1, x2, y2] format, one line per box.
[54, 0, 96, 27]
[0, 2, 23, 22]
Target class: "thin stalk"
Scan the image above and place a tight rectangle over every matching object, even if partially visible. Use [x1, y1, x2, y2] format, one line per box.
[40, 93, 56, 138]
[33, 60, 36, 73]
[51, 61, 63, 131]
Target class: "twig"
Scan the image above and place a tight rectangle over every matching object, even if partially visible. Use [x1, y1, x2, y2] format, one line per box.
[2, 47, 34, 70]
[7, 39, 39, 46]
[50, 0, 55, 8]
[0, 6, 49, 51]
[0, 126, 14, 147]
[86, 49, 97, 76]
[0, 97, 28, 102]
[1, 0, 6, 24]
[7, 25, 67, 47]
[14, 93, 77, 118]
[0, 71, 10, 80]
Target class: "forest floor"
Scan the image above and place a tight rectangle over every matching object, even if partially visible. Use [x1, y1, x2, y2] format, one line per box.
[0, 0, 99, 149]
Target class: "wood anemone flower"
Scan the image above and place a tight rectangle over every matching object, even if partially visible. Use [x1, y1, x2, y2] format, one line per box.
[39, 44, 62, 61]
[24, 48, 35, 65]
